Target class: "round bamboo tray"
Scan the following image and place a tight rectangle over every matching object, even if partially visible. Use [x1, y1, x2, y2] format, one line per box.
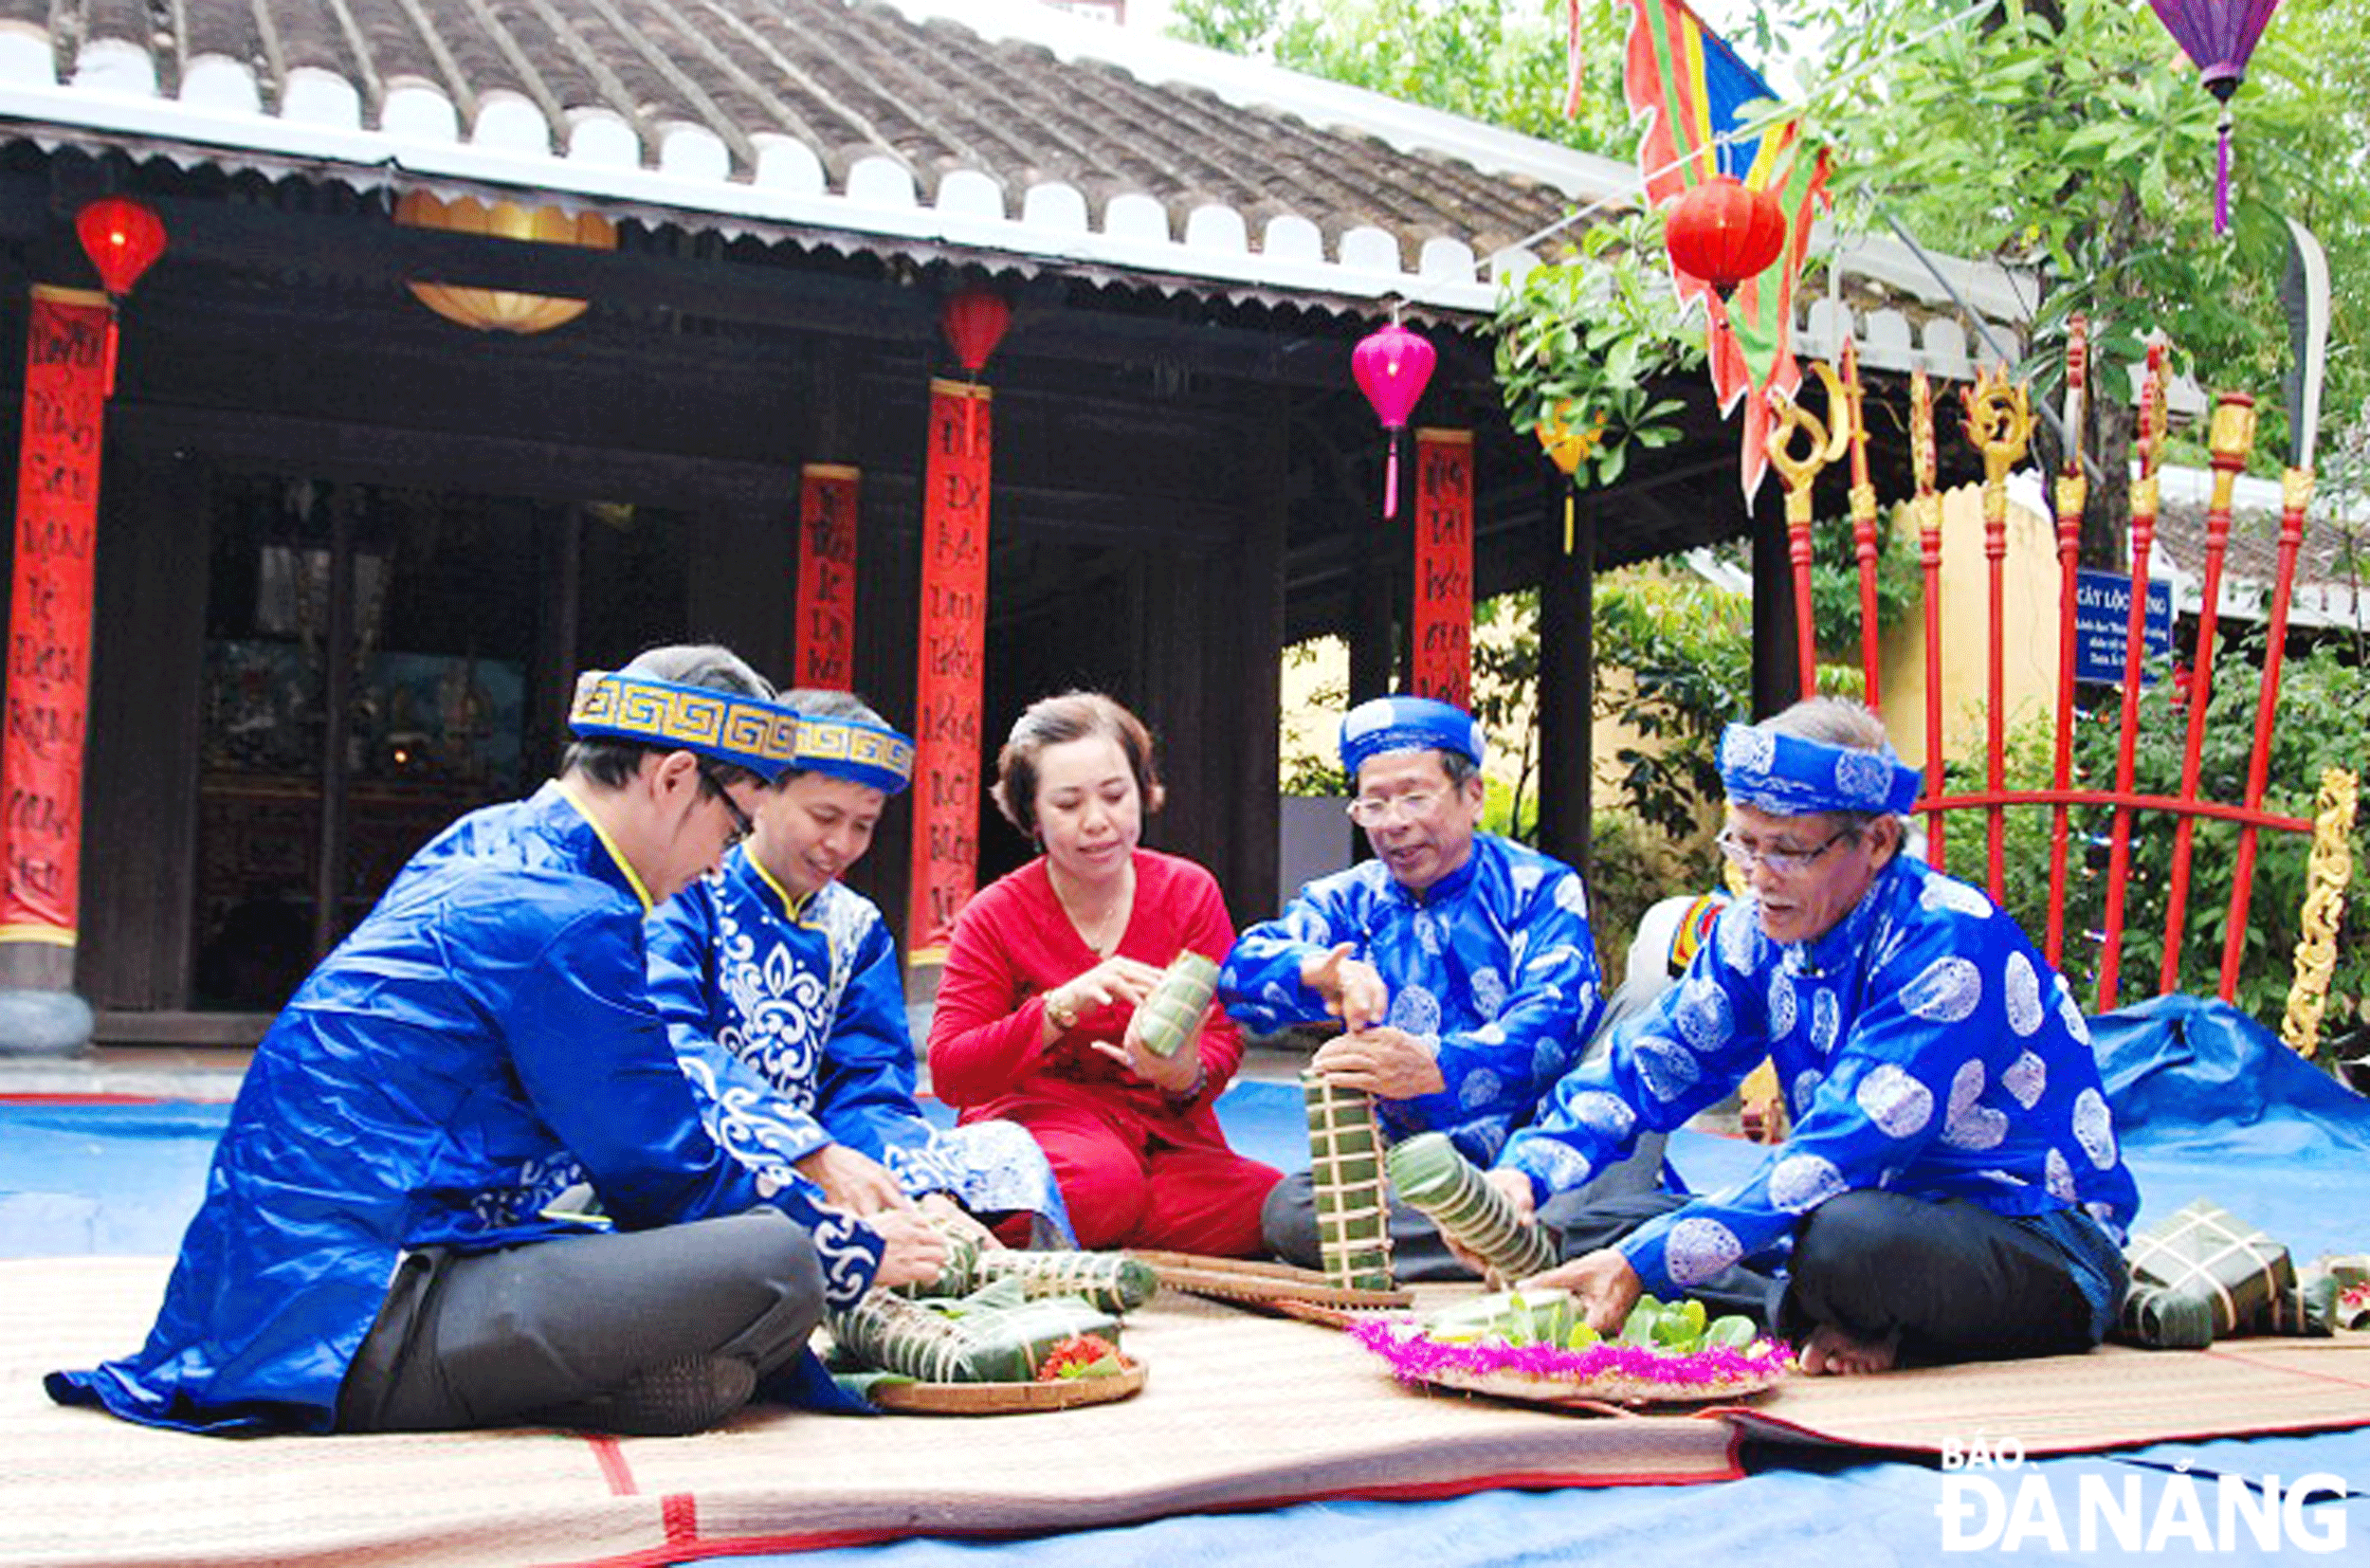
[866, 1357, 1147, 1415]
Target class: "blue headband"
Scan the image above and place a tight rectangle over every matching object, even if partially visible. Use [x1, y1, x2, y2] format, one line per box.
[793, 714, 916, 794]
[1719, 723, 1922, 817]
[1340, 695, 1486, 776]
[569, 671, 802, 782]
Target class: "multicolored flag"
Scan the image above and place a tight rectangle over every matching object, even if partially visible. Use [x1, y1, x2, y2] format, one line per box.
[1596, 0, 1831, 499]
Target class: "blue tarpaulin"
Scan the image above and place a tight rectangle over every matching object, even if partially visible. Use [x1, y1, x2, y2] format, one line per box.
[3, 995, 2364, 1563]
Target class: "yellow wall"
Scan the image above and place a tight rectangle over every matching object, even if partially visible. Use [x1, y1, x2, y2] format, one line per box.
[1876, 481, 2067, 770]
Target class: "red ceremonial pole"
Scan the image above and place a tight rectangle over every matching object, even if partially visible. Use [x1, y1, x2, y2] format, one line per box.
[1961, 368, 2033, 904]
[2097, 350, 2167, 1012]
[2043, 317, 2088, 967]
[2215, 467, 2309, 997]
[1838, 340, 1883, 706]
[1910, 372, 1947, 869]
[2157, 392, 2255, 995]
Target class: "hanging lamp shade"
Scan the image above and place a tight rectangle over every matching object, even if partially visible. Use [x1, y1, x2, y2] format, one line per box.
[941, 288, 1012, 374]
[75, 197, 167, 296]
[1535, 400, 1602, 556]
[1352, 320, 1435, 431]
[1664, 175, 1787, 300]
[2146, 0, 2286, 235]
[1352, 319, 1435, 520]
[394, 192, 616, 335]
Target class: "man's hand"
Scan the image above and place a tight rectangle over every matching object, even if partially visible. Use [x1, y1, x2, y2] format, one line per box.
[794, 1143, 909, 1217]
[1520, 1247, 1642, 1338]
[1310, 1026, 1447, 1101]
[866, 1209, 953, 1289]
[1438, 1168, 1540, 1279]
[1484, 1166, 1537, 1229]
[1300, 942, 1389, 1032]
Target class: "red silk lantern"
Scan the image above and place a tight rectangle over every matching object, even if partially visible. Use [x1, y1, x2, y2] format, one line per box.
[940, 287, 1012, 374]
[73, 197, 167, 398]
[1664, 175, 1785, 301]
[75, 197, 168, 297]
[1351, 319, 1435, 518]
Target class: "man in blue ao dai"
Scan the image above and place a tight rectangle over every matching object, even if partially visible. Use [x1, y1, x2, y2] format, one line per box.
[1489, 699, 2138, 1375]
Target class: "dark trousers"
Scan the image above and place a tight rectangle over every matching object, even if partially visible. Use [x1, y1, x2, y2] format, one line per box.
[336, 1209, 824, 1432]
[1538, 1187, 2103, 1366]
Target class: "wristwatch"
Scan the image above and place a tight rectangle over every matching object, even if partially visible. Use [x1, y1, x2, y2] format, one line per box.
[1044, 990, 1080, 1031]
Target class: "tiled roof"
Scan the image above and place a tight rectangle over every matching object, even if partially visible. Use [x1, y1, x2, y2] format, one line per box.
[2156, 467, 2370, 631]
[0, 0, 2037, 369]
[0, 0, 1618, 311]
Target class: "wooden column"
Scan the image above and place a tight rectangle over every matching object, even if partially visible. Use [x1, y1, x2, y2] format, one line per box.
[1746, 482, 1797, 720]
[1345, 470, 1397, 864]
[78, 448, 210, 1012]
[1537, 471, 1595, 879]
[1220, 385, 1287, 917]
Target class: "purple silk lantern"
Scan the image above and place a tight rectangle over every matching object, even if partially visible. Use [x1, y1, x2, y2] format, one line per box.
[1352, 318, 1436, 520]
[2146, 0, 2286, 236]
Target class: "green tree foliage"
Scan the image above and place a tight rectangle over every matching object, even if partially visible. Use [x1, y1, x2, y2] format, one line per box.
[1760, 0, 2368, 543]
[1168, 0, 1637, 155]
[1494, 210, 1703, 486]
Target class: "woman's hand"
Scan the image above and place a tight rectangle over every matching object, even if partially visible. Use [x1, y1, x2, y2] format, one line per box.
[793, 1142, 909, 1217]
[1093, 1001, 1211, 1097]
[1040, 955, 1164, 1044]
[866, 1208, 953, 1289]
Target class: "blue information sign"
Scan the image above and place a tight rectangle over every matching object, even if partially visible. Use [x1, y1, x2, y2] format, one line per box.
[2072, 570, 2173, 684]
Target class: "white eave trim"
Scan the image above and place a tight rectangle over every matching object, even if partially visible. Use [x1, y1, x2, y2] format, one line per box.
[0, 61, 1522, 314]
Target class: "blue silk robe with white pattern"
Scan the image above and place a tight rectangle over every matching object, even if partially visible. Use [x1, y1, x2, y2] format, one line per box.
[47, 785, 879, 1434]
[648, 848, 1067, 1240]
[1502, 855, 2141, 1299]
[1220, 834, 1604, 1164]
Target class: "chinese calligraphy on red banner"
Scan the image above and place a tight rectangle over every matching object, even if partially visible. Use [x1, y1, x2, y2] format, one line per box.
[793, 464, 859, 690]
[1, 288, 111, 944]
[1411, 428, 1473, 710]
[905, 380, 993, 961]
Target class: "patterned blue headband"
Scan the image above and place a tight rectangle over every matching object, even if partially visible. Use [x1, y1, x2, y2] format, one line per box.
[793, 714, 916, 794]
[1719, 723, 1921, 816]
[1340, 695, 1486, 776]
[569, 671, 802, 781]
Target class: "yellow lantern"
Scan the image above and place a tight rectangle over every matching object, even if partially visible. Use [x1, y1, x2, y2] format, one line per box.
[393, 191, 617, 335]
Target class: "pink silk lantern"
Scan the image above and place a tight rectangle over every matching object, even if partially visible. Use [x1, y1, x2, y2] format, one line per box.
[1352, 319, 1436, 519]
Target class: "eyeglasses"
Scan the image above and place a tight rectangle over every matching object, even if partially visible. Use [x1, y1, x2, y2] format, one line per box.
[699, 767, 756, 846]
[1346, 791, 1443, 828]
[1715, 826, 1855, 876]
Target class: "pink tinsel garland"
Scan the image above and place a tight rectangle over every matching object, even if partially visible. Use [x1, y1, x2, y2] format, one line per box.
[1350, 1318, 1794, 1389]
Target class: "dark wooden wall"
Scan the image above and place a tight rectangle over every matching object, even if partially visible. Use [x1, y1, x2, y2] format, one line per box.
[4, 246, 1300, 1012]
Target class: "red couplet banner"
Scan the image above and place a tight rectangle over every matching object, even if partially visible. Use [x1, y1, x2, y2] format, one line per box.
[905, 379, 993, 962]
[0, 287, 112, 944]
[793, 464, 860, 690]
[1411, 428, 1474, 710]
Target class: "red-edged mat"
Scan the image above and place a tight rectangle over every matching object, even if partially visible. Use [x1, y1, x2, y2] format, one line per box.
[2, 1260, 1738, 1567]
[1722, 1334, 2370, 1457]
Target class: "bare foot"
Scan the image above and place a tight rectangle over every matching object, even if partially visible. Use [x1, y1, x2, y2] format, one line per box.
[1799, 1323, 1901, 1377]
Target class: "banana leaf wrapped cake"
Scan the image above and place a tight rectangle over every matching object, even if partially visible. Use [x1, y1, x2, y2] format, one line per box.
[830, 1276, 1123, 1385]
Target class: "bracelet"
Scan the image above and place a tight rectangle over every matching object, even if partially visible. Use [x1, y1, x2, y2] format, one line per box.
[1165, 1057, 1209, 1104]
